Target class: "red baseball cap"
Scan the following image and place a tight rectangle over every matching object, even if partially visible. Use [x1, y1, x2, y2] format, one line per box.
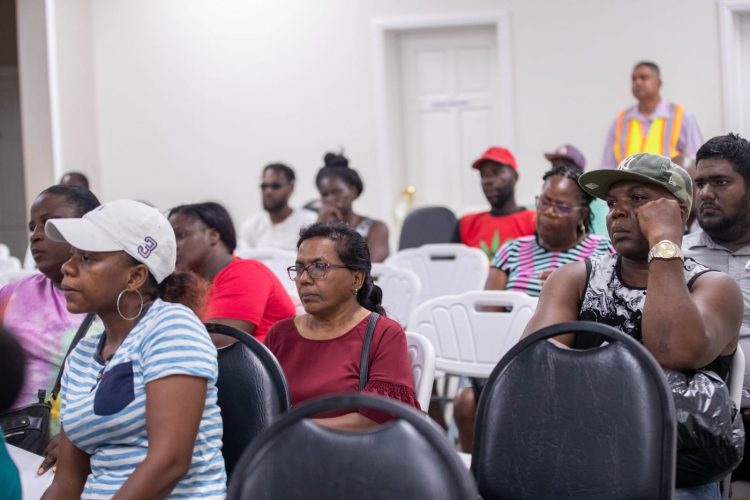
[471, 146, 517, 171]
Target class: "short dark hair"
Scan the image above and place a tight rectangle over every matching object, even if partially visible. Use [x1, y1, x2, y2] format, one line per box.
[297, 222, 384, 315]
[633, 61, 661, 76]
[60, 171, 90, 189]
[264, 163, 296, 184]
[542, 165, 594, 233]
[168, 202, 237, 253]
[38, 184, 101, 217]
[315, 152, 364, 196]
[696, 133, 750, 186]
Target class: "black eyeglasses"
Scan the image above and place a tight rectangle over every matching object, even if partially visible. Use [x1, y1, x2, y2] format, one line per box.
[260, 182, 286, 191]
[535, 195, 585, 215]
[287, 261, 350, 281]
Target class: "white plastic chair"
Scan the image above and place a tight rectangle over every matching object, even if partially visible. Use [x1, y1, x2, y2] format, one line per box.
[0, 244, 21, 276]
[407, 290, 537, 378]
[371, 263, 421, 327]
[724, 346, 746, 499]
[386, 244, 489, 306]
[0, 269, 39, 287]
[236, 247, 298, 297]
[405, 331, 436, 411]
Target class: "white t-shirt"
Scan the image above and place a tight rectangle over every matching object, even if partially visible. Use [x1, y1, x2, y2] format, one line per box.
[239, 208, 318, 252]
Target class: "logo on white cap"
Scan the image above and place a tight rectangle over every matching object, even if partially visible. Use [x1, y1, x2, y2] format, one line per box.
[138, 237, 158, 258]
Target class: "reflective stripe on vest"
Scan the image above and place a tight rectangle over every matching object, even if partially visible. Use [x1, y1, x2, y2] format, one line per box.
[613, 103, 684, 163]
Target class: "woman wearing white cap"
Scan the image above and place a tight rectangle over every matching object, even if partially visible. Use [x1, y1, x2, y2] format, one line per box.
[41, 200, 225, 499]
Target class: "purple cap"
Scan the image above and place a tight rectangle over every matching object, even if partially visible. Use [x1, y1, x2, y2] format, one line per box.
[544, 144, 587, 171]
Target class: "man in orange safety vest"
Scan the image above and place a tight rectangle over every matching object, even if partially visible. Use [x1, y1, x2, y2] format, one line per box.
[600, 61, 704, 169]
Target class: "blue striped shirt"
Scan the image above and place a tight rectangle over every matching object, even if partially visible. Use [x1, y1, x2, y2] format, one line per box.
[60, 299, 226, 499]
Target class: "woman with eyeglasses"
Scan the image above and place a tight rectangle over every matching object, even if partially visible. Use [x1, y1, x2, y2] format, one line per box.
[453, 165, 614, 453]
[265, 222, 419, 430]
[315, 152, 390, 263]
[168, 202, 296, 347]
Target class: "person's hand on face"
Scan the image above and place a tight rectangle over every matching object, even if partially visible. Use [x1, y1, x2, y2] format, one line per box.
[318, 203, 344, 223]
[634, 197, 684, 246]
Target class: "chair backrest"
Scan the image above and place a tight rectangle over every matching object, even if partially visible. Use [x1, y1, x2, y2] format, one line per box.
[398, 206, 457, 250]
[370, 263, 421, 327]
[407, 290, 537, 378]
[0, 244, 21, 276]
[386, 243, 488, 305]
[227, 393, 477, 500]
[235, 247, 298, 297]
[0, 269, 39, 287]
[473, 321, 676, 499]
[404, 331, 436, 410]
[205, 323, 291, 479]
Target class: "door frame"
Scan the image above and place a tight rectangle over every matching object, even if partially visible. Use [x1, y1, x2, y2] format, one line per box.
[719, 0, 750, 132]
[371, 12, 514, 224]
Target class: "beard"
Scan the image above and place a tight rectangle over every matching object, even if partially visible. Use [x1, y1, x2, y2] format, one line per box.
[484, 184, 515, 210]
[698, 194, 750, 243]
[263, 198, 286, 213]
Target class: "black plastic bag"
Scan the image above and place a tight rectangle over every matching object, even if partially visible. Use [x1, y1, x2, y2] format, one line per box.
[666, 369, 745, 488]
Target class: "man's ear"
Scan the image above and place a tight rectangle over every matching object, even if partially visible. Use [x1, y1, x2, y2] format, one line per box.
[679, 203, 689, 223]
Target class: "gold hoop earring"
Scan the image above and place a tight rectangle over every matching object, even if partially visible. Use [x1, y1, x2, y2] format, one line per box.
[117, 289, 144, 321]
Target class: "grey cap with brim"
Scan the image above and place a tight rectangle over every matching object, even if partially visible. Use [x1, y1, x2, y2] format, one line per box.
[578, 153, 693, 212]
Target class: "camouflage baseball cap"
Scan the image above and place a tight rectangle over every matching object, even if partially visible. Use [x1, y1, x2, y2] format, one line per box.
[578, 153, 692, 212]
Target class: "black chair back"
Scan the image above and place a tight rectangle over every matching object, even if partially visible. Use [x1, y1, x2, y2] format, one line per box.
[472, 321, 676, 499]
[398, 206, 457, 250]
[206, 323, 291, 479]
[227, 393, 477, 500]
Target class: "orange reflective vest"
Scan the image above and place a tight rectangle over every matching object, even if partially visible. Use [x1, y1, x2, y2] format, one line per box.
[613, 103, 684, 163]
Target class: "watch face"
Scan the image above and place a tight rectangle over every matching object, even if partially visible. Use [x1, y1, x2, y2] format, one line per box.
[650, 241, 682, 261]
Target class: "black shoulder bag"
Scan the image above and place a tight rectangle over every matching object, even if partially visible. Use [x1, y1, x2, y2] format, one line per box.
[358, 313, 380, 391]
[0, 313, 95, 455]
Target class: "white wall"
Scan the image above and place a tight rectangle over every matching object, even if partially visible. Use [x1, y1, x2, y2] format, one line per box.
[36, 0, 727, 234]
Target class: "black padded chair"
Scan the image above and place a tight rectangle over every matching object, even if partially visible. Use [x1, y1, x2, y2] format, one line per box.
[226, 393, 477, 500]
[206, 323, 291, 479]
[398, 206, 457, 250]
[472, 321, 676, 500]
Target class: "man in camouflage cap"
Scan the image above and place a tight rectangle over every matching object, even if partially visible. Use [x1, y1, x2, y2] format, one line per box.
[521, 153, 742, 495]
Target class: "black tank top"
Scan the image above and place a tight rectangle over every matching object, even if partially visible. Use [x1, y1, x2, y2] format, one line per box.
[576, 254, 733, 380]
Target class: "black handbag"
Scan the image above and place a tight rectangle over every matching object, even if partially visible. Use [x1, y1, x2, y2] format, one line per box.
[0, 313, 94, 455]
[666, 368, 745, 487]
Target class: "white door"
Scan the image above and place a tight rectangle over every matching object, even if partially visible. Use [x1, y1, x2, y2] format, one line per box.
[398, 25, 503, 215]
[740, 13, 750, 136]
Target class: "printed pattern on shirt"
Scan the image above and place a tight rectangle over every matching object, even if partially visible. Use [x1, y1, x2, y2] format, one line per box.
[61, 299, 225, 499]
[492, 234, 614, 297]
[578, 254, 709, 342]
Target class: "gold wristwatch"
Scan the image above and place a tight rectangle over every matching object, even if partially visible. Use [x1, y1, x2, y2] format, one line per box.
[647, 240, 684, 264]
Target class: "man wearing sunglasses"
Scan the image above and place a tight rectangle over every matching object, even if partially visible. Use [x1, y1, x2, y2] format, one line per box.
[239, 163, 318, 252]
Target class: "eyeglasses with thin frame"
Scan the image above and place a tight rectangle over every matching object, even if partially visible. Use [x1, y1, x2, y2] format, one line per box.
[535, 195, 585, 215]
[260, 182, 287, 191]
[287, 261, 350, 281]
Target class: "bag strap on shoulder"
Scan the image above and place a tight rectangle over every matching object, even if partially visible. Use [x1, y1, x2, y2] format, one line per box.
[358, 312, 380, 391]
[51, 313, 95, 400]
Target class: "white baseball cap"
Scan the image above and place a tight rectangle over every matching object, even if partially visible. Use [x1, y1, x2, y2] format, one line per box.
[45, 199, 177, 284]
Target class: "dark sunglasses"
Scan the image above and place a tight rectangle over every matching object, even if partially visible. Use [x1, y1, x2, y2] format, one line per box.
[260, 182, 286, 190]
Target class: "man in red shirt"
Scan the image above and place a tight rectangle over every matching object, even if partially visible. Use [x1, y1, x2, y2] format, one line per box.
[455, 146, 537, 259]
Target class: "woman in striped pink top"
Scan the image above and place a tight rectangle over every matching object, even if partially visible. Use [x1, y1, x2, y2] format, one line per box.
[454, 165, 614, 453]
